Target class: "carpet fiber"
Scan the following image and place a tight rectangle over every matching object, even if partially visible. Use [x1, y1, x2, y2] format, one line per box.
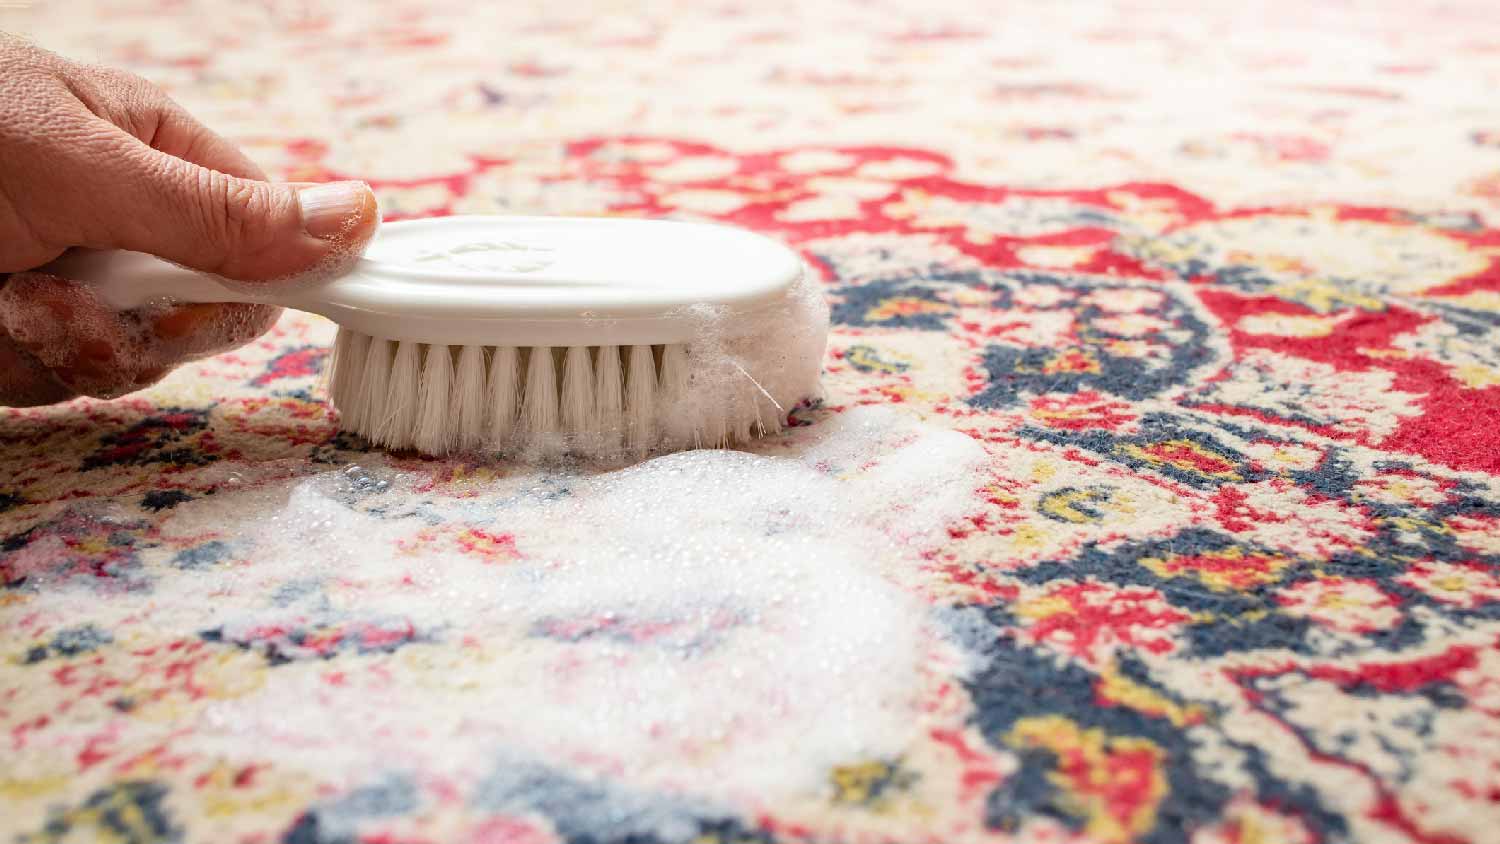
[5, 2, 1500, 843]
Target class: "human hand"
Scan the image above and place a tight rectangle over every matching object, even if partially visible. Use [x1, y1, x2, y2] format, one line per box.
[0, 32, 380, 406]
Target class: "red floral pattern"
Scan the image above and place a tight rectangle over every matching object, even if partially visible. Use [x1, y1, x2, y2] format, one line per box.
[5, 2, 1500, 843]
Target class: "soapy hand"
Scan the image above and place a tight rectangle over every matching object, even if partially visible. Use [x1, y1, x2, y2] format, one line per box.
[0, 32, 380, 405]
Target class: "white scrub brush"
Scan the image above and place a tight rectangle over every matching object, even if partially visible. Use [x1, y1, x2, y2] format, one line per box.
[46, 216, 829, 457]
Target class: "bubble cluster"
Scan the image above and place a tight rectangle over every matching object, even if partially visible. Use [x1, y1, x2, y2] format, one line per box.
[13, 407, 988, 815]
[0, 270, 280, 401]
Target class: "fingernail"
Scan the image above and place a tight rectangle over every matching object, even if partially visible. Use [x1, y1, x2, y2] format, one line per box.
[298, 181, 368, 239]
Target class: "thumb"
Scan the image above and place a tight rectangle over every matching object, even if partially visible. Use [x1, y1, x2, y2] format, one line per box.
[97, 139, 379, 282]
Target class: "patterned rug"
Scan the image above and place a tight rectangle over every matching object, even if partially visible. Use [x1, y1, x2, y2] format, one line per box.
[5, 2, 1500, 843]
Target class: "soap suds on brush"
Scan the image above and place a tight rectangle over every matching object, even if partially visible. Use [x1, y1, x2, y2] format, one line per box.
[6, 407, 986, 820]
[647, 264, 831, 450]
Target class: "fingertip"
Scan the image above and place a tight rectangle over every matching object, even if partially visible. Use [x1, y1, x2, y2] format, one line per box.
[351, 182, 382, 243]
[230, 180, 380, 288]
[298, 180, 380, 242]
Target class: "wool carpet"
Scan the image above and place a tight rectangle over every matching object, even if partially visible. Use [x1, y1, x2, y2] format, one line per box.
[4, 2, 1500, 843]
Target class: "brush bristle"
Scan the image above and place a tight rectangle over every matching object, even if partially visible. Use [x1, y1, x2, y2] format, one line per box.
[453, 345, 487, 450]
[383, 341, 422, 449]
[325, 329, 788, 457]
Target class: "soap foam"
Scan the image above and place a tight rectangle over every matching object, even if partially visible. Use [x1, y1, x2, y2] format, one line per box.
[0, 271, 280, 401]
[656, 264, 831, 449]
[9, 407, 987, 820]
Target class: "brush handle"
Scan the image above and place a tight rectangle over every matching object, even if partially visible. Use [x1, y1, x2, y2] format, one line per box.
[36, 249, 283, 310]
[27, 217, 807, 348]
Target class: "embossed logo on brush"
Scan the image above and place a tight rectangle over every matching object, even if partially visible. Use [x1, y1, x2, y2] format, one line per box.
[410, 240, 558, 274]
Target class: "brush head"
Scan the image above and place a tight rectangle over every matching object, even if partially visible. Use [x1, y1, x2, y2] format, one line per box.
[323, 217, 829, 458]
[33, 215, 829, 458]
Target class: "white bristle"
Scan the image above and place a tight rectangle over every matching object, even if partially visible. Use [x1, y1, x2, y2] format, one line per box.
[752, 377, 785, 436]
[453, 345, 488, 450]
[355, 338, 393, 439]
[521, 346, 559, 436]
[413, 344, 455, 454]
[383, 341, 422, 448]
[487, 346, 520, 444]
[756, 393, 782, 436]
[747, 398, 766, 438]
[730, 388, 754, 444]
[658, 344, 693, 447]
[703, 397, 729, 449]
[327, 329, 367, 417]
[561, 346, 594, 436]
[593, 345, 624, 452]
[626, 344, 657, 454]
[324, 330, 349, 405]
[327, 331, 793, 457]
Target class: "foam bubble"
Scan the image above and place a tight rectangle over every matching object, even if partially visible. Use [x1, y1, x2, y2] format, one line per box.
[655, 262, 830, 448]
[0, 270, 281, 401]
[9, 407, 987, 817]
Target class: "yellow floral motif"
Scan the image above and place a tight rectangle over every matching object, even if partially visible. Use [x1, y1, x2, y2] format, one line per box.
[1038, 487, 1114, 524]
[1096, 665, 1207, 728]
[417, 464, 517, 494]
[1007, 522, 1049, 552]
[865, 296, 952, 324]
[1212, 798, 1317, 844]
[1102, 339, 1153, 359]
[1113, 235, 1199, 268]
[1431, 573, 1470, 593]
[1006, 716, 1169, 844]
[829, 758, 918, 809]
[0, 774, 70, 802]
[1454, 364, 1500, 389]
[1014, 592, 1075, 623]
[983, 483, 1020, 508]
[1012, 348, 1103, 375]
[22, 781, 176, 844]
[195, 763, 312, 820]
[1137, 546, 1295, 592]
[1226, 249, 1315, 276]
[1380, 514, 1451, 539]
[1352, 476, 1444, 507]
[1116, 439, 1242, 481]
[1264, 278, 1384, 313]
[1030, 461, 1059, 483]
[845, 344, 913, 375]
